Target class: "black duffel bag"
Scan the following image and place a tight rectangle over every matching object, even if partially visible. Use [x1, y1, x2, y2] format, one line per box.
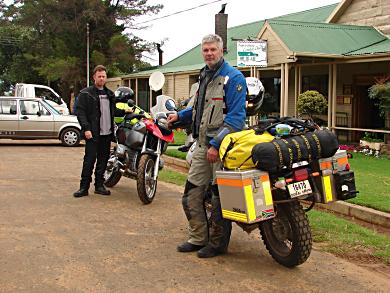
[251, 129, 339, 173]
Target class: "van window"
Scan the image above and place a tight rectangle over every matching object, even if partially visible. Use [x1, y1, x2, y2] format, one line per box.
[35, 88, 61, 105]
[0, 100, 17, 115]
[20, 100, 48, 115]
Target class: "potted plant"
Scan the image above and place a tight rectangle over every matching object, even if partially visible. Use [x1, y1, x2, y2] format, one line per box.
[296, 90, 328, 125]
[368, 76, 390, 143]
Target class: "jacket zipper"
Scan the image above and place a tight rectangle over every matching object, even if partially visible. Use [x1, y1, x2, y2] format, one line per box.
[209, 105, 215, 124]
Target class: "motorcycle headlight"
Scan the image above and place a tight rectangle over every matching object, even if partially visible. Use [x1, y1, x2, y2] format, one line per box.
[158, 117, 169, 130]
[157, 117, 172, 136]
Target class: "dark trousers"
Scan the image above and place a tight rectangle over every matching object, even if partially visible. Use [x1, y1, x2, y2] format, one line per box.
[182, 181, 232, 250]
[80, 135, 111, 189]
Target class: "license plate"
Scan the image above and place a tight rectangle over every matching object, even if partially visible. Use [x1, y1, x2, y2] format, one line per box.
[287, 180, 312, 198]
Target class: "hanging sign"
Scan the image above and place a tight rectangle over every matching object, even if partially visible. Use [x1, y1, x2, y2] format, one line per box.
[237, 40, 267, 67]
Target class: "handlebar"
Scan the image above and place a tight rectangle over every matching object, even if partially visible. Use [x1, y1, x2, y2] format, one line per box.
[124, 113, 146, 121]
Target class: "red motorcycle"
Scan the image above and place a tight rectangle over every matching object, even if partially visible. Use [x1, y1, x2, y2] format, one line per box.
[104, 96, 176, 204]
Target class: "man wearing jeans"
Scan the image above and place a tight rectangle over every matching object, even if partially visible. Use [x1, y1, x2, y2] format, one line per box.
[73, 65, 115, 197]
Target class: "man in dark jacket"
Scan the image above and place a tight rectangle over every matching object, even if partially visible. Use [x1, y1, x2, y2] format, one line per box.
[73, 65, 116, 197]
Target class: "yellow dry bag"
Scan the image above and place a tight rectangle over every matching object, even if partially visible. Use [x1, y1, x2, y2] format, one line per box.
[219, 129, 274, 169]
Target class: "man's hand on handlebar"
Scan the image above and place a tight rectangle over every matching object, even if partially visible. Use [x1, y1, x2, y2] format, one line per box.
[167, 113, 179, 129]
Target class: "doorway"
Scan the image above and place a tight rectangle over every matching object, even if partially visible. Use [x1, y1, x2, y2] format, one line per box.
[352, 84, 384, 141]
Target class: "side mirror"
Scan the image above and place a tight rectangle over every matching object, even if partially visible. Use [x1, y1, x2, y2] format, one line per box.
[37, 110, 42, 116]
[127, 99, 135, 107]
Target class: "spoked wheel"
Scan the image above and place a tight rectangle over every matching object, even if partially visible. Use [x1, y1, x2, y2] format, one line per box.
[104, 151, 122, 187]
[259, 201, 312, 267]
[137, 154, 157, 204]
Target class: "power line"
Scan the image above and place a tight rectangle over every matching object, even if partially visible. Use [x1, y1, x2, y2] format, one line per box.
[141, 54, 157, 61]
[135, 0, 224, 25]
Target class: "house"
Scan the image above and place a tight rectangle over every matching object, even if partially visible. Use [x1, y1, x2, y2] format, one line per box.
[107, 0, 390, 142]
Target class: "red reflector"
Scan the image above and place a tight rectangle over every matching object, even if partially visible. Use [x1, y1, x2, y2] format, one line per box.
[345, 163, 350, 171]
[293, 169, 309, 181]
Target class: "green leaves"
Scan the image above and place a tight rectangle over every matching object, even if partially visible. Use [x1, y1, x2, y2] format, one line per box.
[0, 0, 162, 95]
[368, 82, 390, 118]
[297, 90, 328, 116]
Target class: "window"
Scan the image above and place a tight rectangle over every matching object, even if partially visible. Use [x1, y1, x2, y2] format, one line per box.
[38, 103, 51, 115]
[20, 100, 44, 115]
[0, 100, 17, 115]
[35, 88, 61, 105]
[302, 75, 328, 96]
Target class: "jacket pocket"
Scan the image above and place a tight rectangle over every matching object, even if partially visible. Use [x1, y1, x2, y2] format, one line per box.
[207, 99, 224, 128]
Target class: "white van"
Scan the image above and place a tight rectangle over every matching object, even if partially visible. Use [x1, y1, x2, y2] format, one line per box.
[15, 83, 70, 115]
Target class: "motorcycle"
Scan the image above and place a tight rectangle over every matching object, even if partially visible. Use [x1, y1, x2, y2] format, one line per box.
[177, 77, 358, 267]
[104, 95, 176, 204]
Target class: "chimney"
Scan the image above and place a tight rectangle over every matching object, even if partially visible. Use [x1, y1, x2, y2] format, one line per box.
[156, 43, 163, 66]
[215, 4, 228, 53]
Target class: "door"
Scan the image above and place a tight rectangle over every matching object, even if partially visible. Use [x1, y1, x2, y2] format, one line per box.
[18, 100, 55, 137]
[352, 85, 384, 141]
[0, 99, 19, 138]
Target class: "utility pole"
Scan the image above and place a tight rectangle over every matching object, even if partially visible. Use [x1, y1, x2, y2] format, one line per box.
[86, 23, 90, 87]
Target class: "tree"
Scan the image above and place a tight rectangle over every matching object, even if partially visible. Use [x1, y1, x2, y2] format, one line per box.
[0, 0, 162, 99]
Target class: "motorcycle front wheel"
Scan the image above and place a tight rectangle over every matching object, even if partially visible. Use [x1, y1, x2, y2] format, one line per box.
[104, 151, 122, 187]
[137, 154, 157, 204]
[259, 200, 312, 267]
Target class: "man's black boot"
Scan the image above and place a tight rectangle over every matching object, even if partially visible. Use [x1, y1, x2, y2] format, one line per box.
[95, 186, 111, 196]
[177, 242, 204, 252]
[73, 188, 89, 198]
[197, 245, 223, 258]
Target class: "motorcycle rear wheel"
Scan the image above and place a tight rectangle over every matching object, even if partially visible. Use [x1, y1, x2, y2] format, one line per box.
[104, 152, 122, 187]
[259, 201, 312, 267]
[137, 154, 157, 204]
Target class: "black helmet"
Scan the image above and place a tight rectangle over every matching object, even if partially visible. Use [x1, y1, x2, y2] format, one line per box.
[245, 77, 264, 116]
[115, 86, 134, 103]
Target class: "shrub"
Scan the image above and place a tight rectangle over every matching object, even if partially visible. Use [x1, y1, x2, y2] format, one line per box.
[297, 90, 328, 117]
[368, 79, 390, 118]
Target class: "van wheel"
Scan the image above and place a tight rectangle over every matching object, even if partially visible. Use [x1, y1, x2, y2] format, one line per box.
[60, 128, 80, 147]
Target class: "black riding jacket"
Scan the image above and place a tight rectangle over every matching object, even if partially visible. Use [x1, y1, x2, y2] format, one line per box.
[76, 85, 115, 140]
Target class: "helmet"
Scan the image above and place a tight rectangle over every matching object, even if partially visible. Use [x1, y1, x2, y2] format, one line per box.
[115, 86, 134, 103]
[245, 77, 264, 116]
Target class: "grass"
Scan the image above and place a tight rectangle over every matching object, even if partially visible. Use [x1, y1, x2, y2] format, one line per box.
[308, 209, 390, 265]
[348, 152, 390, 212]
[169, 130, 187, 146]
[159, 168, 187, 186]
[165, 148, 187, 160]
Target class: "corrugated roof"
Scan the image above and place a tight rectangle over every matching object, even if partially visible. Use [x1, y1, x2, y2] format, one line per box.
[268, 20, 387, 56]
[345, 39, 390, 56]
[273, 3, 338, 22]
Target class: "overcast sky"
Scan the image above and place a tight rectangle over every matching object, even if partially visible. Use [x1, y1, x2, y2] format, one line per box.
[128, 0, 339, 66]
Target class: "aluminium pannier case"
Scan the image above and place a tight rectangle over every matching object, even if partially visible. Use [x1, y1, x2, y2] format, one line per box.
[216, 169, 275, 224]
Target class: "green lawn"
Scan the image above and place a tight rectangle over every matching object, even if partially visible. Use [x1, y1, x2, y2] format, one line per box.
[308, 210, 390, 264]
[165, 148, 187, 160]
[348, 153, 390, 212]
[170, 130, 187, 146]
[159, 168, 187, 186]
